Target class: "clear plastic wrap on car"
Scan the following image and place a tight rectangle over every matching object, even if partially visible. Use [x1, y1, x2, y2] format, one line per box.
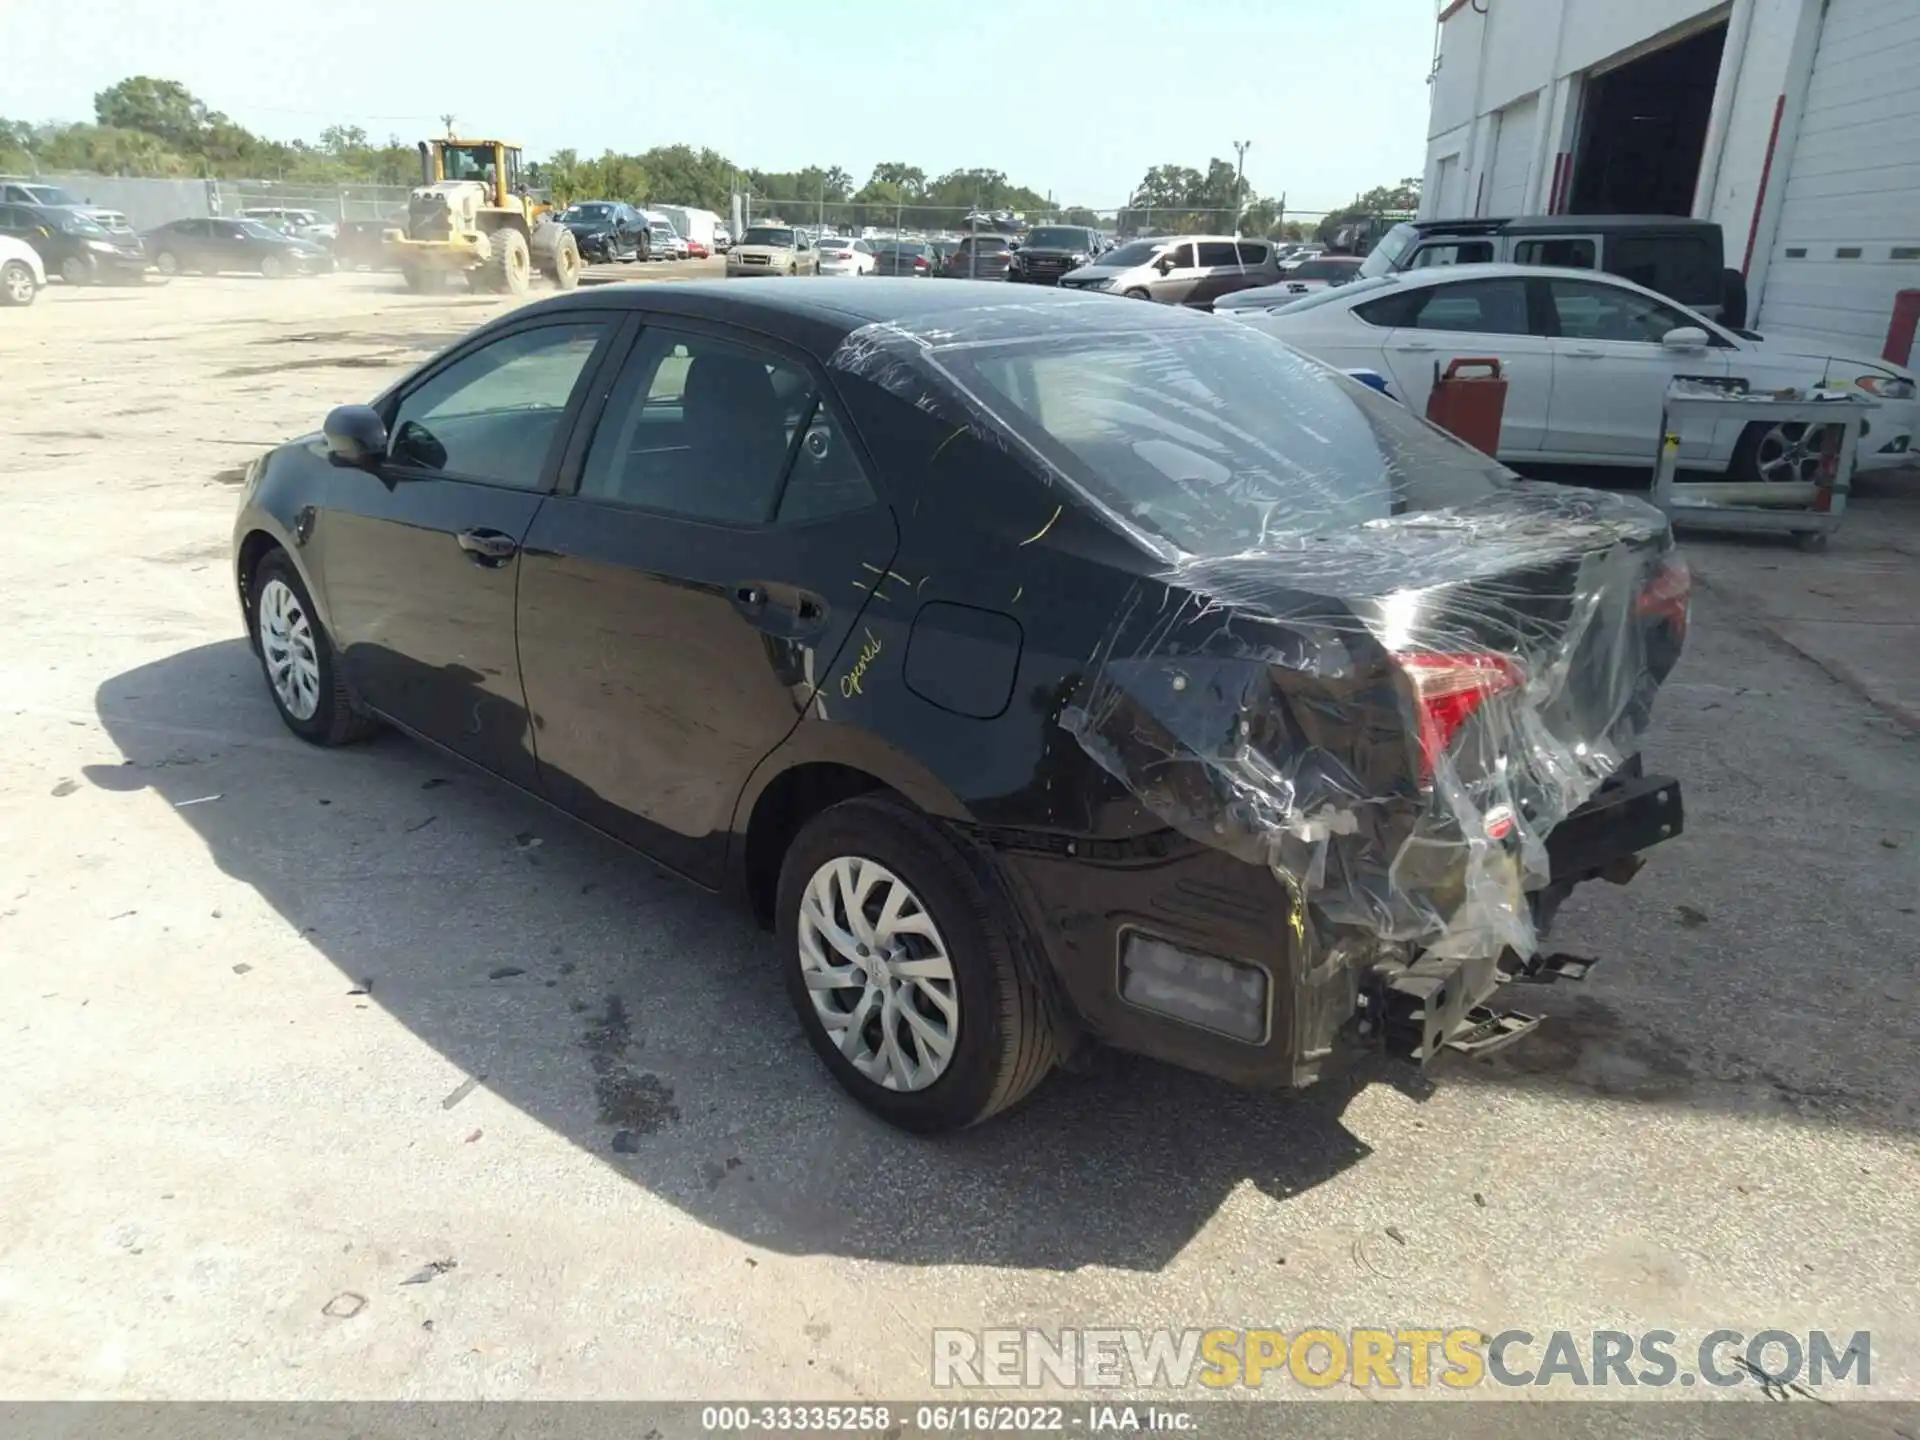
[829, 299, 1684, 963]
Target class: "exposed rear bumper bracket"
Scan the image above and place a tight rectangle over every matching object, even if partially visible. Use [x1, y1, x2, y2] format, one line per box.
[1444, 1006, 1542, 1057]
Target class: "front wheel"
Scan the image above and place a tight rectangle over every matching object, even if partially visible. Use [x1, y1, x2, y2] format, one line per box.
[1732, 420, 1831, 486]
[0, 259, 36, 306]
[59, 255, 93, 285]
[247, 551, 377, 746]
[1122, 287, 1151, 301]
[777, 796, 1059, 1132]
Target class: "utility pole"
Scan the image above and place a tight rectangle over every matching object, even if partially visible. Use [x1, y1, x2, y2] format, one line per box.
[440, 113, 458, 139]
[1231, 140, 1251, 235]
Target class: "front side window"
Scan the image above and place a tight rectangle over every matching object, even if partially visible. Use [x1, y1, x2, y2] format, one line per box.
[1196, 241, 1241, 268]
[579, 329, 875, 525]
[1545, 277, 1696, 344]
[1161, 242, 1197, 269]
[387, 322, 607, 486]
[1103, 239, 1167, 268]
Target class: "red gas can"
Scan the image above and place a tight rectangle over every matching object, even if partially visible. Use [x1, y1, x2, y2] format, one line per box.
[1425, 357, 1508, 457]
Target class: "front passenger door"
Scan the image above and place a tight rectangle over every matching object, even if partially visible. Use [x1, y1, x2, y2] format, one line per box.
[1148, 241, 1201, 304]
[309, 316, 620, 784]
[1538, 275, 1728, 460]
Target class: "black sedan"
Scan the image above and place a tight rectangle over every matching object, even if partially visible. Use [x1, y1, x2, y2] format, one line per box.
[231, 280, 1687, 1133]
[0, 201, 147, 284]
[143, 217, 335, 277]
[557, 200, 649, 263]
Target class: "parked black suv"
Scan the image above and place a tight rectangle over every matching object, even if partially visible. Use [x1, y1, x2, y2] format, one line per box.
[1008, 225, 1104, 285]
[1361, 215, 1746, 327]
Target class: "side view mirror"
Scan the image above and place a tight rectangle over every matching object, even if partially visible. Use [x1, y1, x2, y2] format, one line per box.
[323, 404, 388, 466]
[1661, 326, 1710, 351]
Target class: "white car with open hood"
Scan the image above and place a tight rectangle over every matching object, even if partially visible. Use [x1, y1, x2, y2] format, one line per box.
[1225, 263, 1916, 484]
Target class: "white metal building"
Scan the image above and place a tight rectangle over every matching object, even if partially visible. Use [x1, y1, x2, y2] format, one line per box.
[1420, 0, 1920, 353]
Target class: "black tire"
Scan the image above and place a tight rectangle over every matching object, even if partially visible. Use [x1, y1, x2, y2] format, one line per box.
[0, 259, 35, 307]
[544, 228, 581, 290]
[480, 226, 531, 294]
[1123, 287, 1151, 301]
[59, 254, 94, 285]
[776, 796, 1060, 1133]
[247, 549, 377, 746]
[153, 249, 181, 277]
[260, 253, 286, 279]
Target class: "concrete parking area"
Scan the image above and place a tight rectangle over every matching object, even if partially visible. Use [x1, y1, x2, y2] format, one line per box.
[1, 272, 1917, 1405]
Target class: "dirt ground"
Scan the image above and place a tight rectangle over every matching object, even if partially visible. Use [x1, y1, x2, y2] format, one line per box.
[1, 271, 1917, 1407]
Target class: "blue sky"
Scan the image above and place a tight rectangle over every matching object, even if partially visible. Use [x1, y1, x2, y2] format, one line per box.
[4, 0, 1438, 214]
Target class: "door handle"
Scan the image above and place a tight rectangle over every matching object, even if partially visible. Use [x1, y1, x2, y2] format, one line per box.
[1567, 347, 1605, 357]
[1393, 341, 1435, 351]
[457, 528, 518, 562]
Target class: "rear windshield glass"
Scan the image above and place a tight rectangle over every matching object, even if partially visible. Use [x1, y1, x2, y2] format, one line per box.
[924, 321, 1513, 555]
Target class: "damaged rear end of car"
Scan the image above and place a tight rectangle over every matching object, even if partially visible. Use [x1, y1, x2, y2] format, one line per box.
[831, 296, 1688, 1091]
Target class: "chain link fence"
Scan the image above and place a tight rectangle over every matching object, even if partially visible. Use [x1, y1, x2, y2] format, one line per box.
[34, 173, 414, 232]
[738, 198, 1340, 243]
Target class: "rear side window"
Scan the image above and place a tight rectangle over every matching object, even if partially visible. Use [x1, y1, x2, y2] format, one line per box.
[1514, 237, 1597, 269]
[1609, 234, 1720, 306]
[1397, 278, 1530, 335]
[1236, 241, 1271, 265]
[1408, 241, 1494, 268]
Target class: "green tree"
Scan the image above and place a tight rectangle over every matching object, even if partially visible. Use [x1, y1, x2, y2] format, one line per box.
[93, 76, 210, 153]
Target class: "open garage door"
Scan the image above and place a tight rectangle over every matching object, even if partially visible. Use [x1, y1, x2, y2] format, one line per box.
[1759, 0, 1920, 352]
[1569, 22, 1726, 216]
[1483, 96, 1539, 217]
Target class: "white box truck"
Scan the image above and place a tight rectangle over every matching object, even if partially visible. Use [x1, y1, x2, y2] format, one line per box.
[650, 205, 720, 253]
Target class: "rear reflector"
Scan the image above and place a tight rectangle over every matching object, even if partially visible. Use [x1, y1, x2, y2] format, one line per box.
[1396, 652, 1525, 779]
[1637, 553, 1692, 643]
[1119, 932, 1269, 1043]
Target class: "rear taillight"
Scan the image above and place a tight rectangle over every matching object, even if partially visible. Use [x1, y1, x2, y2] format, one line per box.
[1396, 652, 1525, 781]
[1637, 552, 1692, 643]
[914, 255, 928, 270]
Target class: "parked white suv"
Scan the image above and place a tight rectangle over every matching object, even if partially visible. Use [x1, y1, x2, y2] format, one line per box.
[0, 233, 46, 306]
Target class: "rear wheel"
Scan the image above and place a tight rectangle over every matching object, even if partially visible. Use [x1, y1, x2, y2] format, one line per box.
[259, 253, 286, 279]
[777, 796, 1059, 1132]
[480, 227, 531, 294]
[0, 260, 35, 306]
[59, 255, 93, 285]
[247, 550, 377, 746]
[153, 250, 180, 277]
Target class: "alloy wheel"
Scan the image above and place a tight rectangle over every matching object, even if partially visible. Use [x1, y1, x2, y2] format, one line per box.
[1753, 422, 1823, 485]
[258, 577, 322, 721]
[2, 263, 32, 304]
[797, 857, 959, 1091]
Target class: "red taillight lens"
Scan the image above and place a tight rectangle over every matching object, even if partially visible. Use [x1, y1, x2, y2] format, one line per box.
[1397, 652, 1525, 780]
[1637, 553, 1692, 643]
[914, 255, 928, 270]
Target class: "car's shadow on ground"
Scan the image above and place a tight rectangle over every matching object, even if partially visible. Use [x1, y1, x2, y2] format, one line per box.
[92, 639, 1391, 1273]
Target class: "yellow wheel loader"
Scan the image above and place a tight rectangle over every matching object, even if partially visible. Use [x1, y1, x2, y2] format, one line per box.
[385, 137, 581, 295]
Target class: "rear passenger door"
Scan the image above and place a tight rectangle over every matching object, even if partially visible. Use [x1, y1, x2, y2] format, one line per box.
[515, 320, 899, 884]
[1189, 240, 1250, 306]
[1364, 275, 1550, 452]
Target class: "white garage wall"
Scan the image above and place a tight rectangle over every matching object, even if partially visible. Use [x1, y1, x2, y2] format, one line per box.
[1757, 0, 1920, 352]
[1484, 96, 1540, 216]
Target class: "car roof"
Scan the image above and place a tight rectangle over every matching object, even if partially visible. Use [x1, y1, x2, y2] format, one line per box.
[524, 276, 1217, 349]
[1412, 214, 1714, 234]
[1317, 260, 1706, 304]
